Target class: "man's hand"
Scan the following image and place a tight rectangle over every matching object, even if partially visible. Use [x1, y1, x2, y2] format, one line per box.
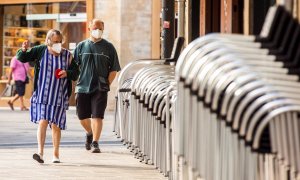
[22, 40, 29, 52]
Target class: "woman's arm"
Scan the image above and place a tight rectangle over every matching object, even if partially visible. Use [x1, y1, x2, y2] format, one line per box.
[51, 51, 79, 81]
[16, 41, 46, 63]
[66, 58, 79, 81]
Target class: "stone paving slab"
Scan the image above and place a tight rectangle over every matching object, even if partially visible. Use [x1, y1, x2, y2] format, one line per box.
[0, 147, 167, 180]
[0, 108, 167, 180]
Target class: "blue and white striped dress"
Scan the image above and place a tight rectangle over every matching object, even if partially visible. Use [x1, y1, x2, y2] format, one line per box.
[30, 48, 70, 130]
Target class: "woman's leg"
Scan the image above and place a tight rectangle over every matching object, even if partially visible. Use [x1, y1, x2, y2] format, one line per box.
[51, 123, 61, 159]
[37, 120, 48, 156]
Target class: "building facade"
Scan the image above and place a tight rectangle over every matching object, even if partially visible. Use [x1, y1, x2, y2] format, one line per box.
[0, 0, 299, 109]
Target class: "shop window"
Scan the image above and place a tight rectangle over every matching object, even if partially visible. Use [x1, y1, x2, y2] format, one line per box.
[1, 2, 86, 105]
[1, 2, 87, 79]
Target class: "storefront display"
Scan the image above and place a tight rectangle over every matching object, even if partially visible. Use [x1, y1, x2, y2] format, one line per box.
[1, 2, 87, 79]
[3, 16, 48, 78]
[0, 1, 87, 104]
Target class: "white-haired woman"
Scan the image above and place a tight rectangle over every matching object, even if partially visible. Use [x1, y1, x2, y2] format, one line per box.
[16, 29, 79, 163]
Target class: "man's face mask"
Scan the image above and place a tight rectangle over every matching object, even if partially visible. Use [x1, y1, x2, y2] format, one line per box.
[52, 43, 62, 53]
[91, 29, 103, 39]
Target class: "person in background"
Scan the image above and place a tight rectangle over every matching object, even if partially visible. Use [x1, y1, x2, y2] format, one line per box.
[16, 29, 79, 164]
[7, 56, 30, 111]
[73, 19, 121, 153]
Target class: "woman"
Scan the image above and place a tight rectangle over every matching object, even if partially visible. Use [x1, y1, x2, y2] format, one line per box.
[16, 29, 79, 163]
[7, 56, 30, 111]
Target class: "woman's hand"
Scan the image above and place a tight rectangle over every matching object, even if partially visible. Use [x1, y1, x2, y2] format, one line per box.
[22, 40, 29, 52]
[58, 70, 67, 78]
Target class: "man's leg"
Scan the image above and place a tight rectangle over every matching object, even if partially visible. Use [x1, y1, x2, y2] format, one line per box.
[9, 81, 24, 110]
[7, 94, 19, 110]
[51, 123, 61, 161]
[91, 118, 103, 142]
[90, 118, 102, 153]
[19, 96, 24, 106]
[80, 118, 93, 150]
[76, 92, 94, 150]
[10, 94, 19, 103]
[80, 118, 92, 133]
[19, 96, 28, 110]
[90, 91, 107, 153]
[18, 82, 26, 110]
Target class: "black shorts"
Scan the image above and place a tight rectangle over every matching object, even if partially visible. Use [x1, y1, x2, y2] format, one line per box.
[76, 90, 108, 120]
[15, 80, 26, 96]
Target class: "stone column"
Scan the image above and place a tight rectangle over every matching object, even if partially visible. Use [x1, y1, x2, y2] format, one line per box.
[94, 0, 152, 110]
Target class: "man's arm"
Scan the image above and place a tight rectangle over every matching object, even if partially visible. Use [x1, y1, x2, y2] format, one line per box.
[7, 68, 13, 85]
[107, 43, 121, 86]
[108, 71, 117, 86]
[7, 58, 16, 85]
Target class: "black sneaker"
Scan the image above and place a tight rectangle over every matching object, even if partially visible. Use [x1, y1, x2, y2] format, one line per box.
[91, 141, 101, 153]
[85, 133, 93, 150]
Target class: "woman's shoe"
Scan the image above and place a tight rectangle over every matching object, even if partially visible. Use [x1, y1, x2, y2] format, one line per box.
[33, 153, 44, 163]
[52, 157, 60, 163]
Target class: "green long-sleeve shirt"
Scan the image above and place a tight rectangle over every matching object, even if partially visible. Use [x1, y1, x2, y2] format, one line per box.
[16, 45, 79, 97]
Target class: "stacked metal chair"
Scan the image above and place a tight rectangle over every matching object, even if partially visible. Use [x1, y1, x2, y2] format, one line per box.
[174, 5, 300, 180]
[115, 5, 300, 180]
[114, 37, 184, 177]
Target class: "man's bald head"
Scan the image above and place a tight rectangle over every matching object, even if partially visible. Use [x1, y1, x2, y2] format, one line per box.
[89, 19, 104, 30]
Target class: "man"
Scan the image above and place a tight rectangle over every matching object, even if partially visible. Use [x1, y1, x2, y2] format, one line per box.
[7, 56, 30, 111]
[74, 19, 121, 153]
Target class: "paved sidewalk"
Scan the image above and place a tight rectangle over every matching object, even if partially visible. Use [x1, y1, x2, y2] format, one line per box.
[0, 108, 167, 180]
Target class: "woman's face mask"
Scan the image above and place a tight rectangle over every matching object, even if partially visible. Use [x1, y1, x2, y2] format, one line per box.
[91, 29, 103, 39]
[52, 43, 62, 53]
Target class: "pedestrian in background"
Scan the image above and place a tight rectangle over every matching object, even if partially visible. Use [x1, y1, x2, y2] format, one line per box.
[7, 56, 30, 111]
[16, 29, 79, 163]
[73, 19, 121, 153]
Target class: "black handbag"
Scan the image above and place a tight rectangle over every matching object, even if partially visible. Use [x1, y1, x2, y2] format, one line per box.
[25, 76, 29, 84]
[22, 63, 29, 84]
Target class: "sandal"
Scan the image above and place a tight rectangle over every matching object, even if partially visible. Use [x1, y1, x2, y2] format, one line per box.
[7, 101, 14, 111]
[33, 153, 44, 163]
[21, 107, 29, 111]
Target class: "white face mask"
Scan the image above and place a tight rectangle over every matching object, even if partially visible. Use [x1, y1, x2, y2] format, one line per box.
[52, 43, 62, 53]
[91, 29, 103, 39]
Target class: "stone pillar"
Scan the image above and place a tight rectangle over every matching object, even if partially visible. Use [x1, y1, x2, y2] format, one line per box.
[120, 0, 152, 65]
[94, 0, 152, 110]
